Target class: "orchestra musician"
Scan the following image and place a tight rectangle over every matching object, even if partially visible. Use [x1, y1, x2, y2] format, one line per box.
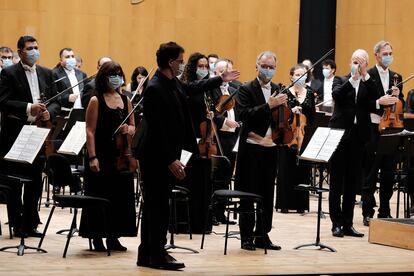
[235, 51, 285, 251]
[276, 63, 314, 213]
[328, 49, 377, 238]
[0, 35, 60, 238]
[361, 41, 404, 225]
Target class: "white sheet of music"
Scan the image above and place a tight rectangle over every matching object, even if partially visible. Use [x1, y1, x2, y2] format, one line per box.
[300, 127, 344, 162]
[57, 121, 86, 155]
[180, 150, 193, 166]
[4, 125, 50, 164]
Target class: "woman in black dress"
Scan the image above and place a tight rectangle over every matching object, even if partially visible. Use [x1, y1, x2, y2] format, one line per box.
[276, 63, 315, 213]
[80, 61, 137, 251]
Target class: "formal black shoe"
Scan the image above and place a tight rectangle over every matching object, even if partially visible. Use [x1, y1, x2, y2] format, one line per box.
[211, 216, 220, 226]
[332, 226, 344, 237]
[149, 254, 185, 270]
[26, 229, 43, 238]
[106, 238, 127, 251]
[363, 216, 371, 227]
[377, 213, 392, 219]
[241, 240, 256, 251]
[136, 258, 150, 267]
[254, 238, 281, 250]
[92, 238, 107, 252]
[343, 226, 364, 237]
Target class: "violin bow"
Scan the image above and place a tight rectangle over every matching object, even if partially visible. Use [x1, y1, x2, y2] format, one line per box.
[204, 94, 225, 156]
[385, 74, 414, 95]
[131, 68, 154, 102]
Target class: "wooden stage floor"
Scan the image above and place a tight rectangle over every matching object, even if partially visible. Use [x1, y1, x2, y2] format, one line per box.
[0, 190, 413, 276]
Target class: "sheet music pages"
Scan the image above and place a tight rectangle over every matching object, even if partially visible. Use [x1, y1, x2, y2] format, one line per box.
[4, 125, 50, 164]
[57, 121, 86, 155]
[180, 150, 193, 166]
[300, 127, 344, 162]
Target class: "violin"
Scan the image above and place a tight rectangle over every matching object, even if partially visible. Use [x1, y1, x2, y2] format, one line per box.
[36, 93, 55, 157]
[271, 84, 294, 144]
[287, 109, 307, 152]
[215, 92, 236, 115]
[378, 74, 404, 132]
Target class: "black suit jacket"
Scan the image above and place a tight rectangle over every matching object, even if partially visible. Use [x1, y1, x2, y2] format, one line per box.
[52, 66, 87, 108]
[81, 78, 95, 108]
[236, 79, 280, 154]
[0, 63, 60, 156]
[328, 74, 378, 142]
[367, 66, 404, 116]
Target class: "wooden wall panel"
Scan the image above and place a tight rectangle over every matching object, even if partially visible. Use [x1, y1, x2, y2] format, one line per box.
[0, 0, 300, 84]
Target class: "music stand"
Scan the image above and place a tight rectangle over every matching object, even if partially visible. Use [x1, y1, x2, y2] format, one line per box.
[0, 174, 47, 256]
[61, 109, 85, 139]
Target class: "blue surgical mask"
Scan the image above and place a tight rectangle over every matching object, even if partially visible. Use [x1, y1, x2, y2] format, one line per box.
[178, 63, 185, 76]
[209, 63, 215, 71]
[351, 63, 359, 75]
[258, 67, 275, 83]
[108, 75, 124, 90]
[2, 58, 13, 68]
[65, 57, 77, 71]
[26, 49, 40, 64]
[196, 68, 209, 79]
[292, 75, 306, 86]
[381, 55, 393, 67]
[322, 68, 331, 78]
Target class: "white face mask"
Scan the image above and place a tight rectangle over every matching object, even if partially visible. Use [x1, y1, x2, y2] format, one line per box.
[65, 57, 77, 71]
[322, 68, 331, 78]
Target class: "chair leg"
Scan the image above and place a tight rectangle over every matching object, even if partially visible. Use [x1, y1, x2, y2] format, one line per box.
[6, 205, 13, 239]
[224, 209, 231, 255]
[200, 205, 213, 249]
[88, 238, 92, 251]
[258, 208, 267, 255]
[136, 198, 143, 233]
[63, 208, 78, 258]
[185, 198, 192, 240]
[38, 206, 56, 249]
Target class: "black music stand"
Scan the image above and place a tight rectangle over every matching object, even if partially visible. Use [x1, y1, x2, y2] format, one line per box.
[0, 174, 47, 256]
[60, 109, 85, 139]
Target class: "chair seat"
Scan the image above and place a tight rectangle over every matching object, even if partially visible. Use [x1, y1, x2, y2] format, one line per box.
[53, 195, 110, 209]
[172, 185, 190, 195]
[213, 189, 263, 201]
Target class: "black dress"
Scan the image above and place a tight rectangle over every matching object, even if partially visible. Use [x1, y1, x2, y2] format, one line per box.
[79, 93, 137, 238]
[276, 87, 314, 212]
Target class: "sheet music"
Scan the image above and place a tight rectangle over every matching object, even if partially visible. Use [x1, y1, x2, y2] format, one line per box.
[4, 125, 50, 164]
[57, 121, 86, 155]
[300, 127, 344, 162]
[180, 150, 193, 166]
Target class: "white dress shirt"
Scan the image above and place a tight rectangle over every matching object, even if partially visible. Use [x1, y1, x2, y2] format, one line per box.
[64, 68, 82, 109]
[323, 76, 334, 107]
[219, 83, 236, 133]
[22, 62, 41, 122]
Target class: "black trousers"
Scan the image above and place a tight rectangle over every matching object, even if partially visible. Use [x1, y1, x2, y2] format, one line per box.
[0, 157, 44, 231]
[236, 143, 277, 242]
[138, 160, 172, 262]
[361, 123, 398, 217]
[329, 127, 363, 229]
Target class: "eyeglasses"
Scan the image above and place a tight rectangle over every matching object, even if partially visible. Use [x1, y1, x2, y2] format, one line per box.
[1, 56, 12, 60]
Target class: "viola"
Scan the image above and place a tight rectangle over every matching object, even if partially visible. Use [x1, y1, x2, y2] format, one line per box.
[379, 74, 404, 132]
[287, 110, 307, 152]
[114, 108, 138, 173]
[271, 84, 294, 144]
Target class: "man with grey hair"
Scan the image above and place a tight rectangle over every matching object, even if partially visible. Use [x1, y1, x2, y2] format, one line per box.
[235, 51, 286, 251]
[361, 41, 403, 226]
[0, 47, 14, 69]
[328, 49, 378, 238]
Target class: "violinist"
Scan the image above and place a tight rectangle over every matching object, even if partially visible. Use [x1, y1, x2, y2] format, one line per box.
[328, 49, 377, 238]
[210, 59, 240, 225]
[79, 61, 137, 252]
[361, 41, 404, 226]
[0, 35, 60, 238]
[276, 63, 314, 214]
[235, 51, 285, 251]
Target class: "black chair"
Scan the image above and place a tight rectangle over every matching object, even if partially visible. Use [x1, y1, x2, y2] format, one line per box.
[201, 155, 267, 255]
[170, 185, 192, 239]
[0, 184, 13, 239]
[37, 154, 111, 258]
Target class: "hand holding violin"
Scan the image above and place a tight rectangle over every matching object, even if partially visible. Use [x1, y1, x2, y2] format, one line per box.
[168, 160, 186, 180]
[291, 106, 302, 114]
[30, 103, 46, 117]
[224, 118, 240, 128]
[90, 158, 100, 173]
[268, 93, 287, 109]
[378, 94, 399, 106]
[118, 123, 135, 135]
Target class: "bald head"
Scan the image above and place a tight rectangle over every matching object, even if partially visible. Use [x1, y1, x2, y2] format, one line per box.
[214, 59, 228, 75]
[351, 49, 369, 64]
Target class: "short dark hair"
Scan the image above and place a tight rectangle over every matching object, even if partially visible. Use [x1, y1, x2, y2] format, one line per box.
[156, 41, 184, 69]
[208, 53, 219, 59]
[59, 47, 73, 58]
[130, 66, 149, 92]
[17, 35, 37, 50]
[95, 61, 126, 95]
[0, 47, 13, 54]
[321, 59, 337, 70]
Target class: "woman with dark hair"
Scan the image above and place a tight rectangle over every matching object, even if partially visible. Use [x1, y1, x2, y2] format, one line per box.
[79, 61, 137, 252]
[276, 63, 314, 213]
[125, 66, 149, 97]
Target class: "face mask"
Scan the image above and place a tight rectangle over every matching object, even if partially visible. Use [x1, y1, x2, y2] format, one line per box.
[381, 55, 393, 67]
[292, 75, 306, 86]
[258, 67, 275, 83]
[196, 68, 209, 79]
[26, 49, 40, 64]
[175, 63, 185, 77]
[2, 58, 13, 68]
[65, 57, 77, 71]
[209, 63, 215, 71]
[108, 75, 124, 90]
[322, 68, 331, 78]
[351, 63, 359, 75]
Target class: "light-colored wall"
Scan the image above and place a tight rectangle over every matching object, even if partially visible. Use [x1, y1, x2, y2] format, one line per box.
[336, 0, 414, 95]
[0, 0, 300, 84]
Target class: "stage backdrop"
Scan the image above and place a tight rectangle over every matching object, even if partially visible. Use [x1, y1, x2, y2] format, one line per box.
[0, 0, 300, 84]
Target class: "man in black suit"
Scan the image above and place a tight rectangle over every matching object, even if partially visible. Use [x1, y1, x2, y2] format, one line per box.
[52, 47, 87, 110]
[136, 42, 239, 270]
[362, 41, 404, 225]
[0, 35, 60, 237]
[235, 51, 286, 251]
[81, 56, 111, 108]
[328, 49, 378, 238]
[316, 59, 341, 113]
